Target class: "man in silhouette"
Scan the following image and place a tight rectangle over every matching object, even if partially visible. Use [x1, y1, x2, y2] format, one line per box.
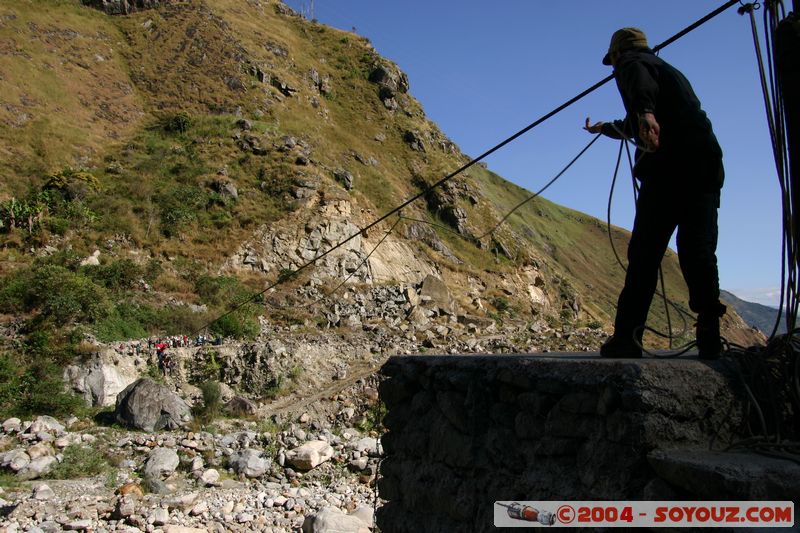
[585, 28, 726, 359]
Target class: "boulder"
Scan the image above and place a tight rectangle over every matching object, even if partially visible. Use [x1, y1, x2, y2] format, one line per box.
[224, 396, 258, 417]
[115, 378, 192, 432]
[403, 130, 426, 152]
[420, 275, 456, 315]
[368, 63, 409, 97]
[354, 437, 380, 457]
[33, 483, 55, 500]
[2, 417, 21, 433]
[17, 456, 57, 480]
[229, 449, 270, 478]
[302, 507, 371, 533]
[287, 440, 334, 471]
[333, 169, 354, 191]
[200, 468, 220, 486]
[64, 352, 140, 407]
[144, 447, 180, 480]
[4, 449, 31, 471]
[113, 495, 137, 519]
[27, 442, 54, 460]
[25, 416, 65, 436]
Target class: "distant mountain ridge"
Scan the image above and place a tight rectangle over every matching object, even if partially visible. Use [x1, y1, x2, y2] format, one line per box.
[720, 290, 785, 336]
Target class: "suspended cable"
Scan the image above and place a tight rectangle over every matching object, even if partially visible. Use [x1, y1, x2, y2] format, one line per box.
[192, 0, 743, 336]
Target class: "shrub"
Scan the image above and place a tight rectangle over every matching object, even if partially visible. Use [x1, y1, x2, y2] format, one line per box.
[4, 358, 85, 418]
[0, 263, 112, 325]
[43, 167, 99, 200]
[29, 265, 112, 324]
[159, 184, 208, 237]
[163, 112, 192, 134]
[83, 258, 144, 290]
[194, 380, 222, 422]
[357, 401, 387, 434]
[210, 308, 260, 339]
[46, 444, 109, 479]
[93, 302, 207, 342]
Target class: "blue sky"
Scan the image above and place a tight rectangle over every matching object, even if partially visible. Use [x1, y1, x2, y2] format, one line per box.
[283, 0, 784, 307]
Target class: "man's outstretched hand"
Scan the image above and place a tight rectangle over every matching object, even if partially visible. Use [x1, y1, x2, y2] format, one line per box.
[638, 112, 660, 151]
[584, 117, 604, 134]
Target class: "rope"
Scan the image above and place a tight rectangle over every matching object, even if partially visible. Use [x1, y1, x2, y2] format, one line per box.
[604, 134, 694, 356]
[715, 0, 800, 462]
[477, 134, 601, 240]
[191, 0, 743, 336]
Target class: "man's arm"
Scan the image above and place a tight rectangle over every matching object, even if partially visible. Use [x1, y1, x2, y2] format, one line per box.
[584, 117, 634, 139]
[617, 58, 660, 150]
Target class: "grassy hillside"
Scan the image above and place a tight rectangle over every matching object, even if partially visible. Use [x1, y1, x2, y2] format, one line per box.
[0, 0, 725, 367]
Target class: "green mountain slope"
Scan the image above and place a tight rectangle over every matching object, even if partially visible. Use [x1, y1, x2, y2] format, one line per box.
[720, 290, 785, 336]
[0, 0, 760, 354]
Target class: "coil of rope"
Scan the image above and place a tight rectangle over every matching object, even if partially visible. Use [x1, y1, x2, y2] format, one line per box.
[708, 0, 800, 462]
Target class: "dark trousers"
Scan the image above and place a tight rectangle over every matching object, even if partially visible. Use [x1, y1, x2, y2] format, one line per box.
[614, 180, 721, 338]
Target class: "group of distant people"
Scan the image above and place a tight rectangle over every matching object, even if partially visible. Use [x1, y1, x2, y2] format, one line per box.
[111, 334, 223, 377]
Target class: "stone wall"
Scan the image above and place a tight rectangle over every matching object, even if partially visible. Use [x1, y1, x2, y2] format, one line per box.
[377, 355, 745, 533]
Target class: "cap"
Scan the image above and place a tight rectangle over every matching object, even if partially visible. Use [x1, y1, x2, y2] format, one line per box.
[602, 27, 649, 65]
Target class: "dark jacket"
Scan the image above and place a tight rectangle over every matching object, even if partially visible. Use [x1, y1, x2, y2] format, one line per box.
[601, 48, 724, 191]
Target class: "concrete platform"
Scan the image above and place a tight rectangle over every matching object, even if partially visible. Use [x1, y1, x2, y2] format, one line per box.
[375, 353, 778, 533]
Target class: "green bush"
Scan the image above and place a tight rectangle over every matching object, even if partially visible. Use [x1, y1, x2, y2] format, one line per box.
[0, 357, 85, 418]
[159, 184, 208, 237]
[31, 265, 112, 324]
[93, 302, 207, 342]
[357, 401, 387, 433]
[83, 258, 144, 290]
[0, 263, 112, 325]
[46, 444, 109, 479]
[194, 380, 222, 421]
[163, 112, 192, 134]
[210, 308, 260, 339]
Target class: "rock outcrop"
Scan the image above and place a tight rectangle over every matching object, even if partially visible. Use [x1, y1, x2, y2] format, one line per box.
[64, 350, 141, 407]
[115, 378, 192, 431]
[82, 0, 177, 15]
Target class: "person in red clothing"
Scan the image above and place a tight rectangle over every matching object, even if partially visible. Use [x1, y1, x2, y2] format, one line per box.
[585, 28, 726, 359]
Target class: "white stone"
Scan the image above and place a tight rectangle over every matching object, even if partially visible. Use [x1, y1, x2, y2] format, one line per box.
[200, 468, 220, 486]
[63, 520, 92, 531]
[144, 447, 180, 479]
[164, 492, 198, 512]
[33, 483, 55, 500]
[354, 437, 379, 456]
[190, 500, 209, 516]
[149, 507, 169, 526]
[229, 449, 270, 478]
[350, 506, 374, 529]
[17, 455, 57, 480]
[287, 440, 334, 470]
[163, 526, 209, 533]
[27, 442, 54, 460]
[26, 416, 64, 436]
[302, 507, 371, 533]
[2, 417, 21, 433]
[6, 450, 30, 471]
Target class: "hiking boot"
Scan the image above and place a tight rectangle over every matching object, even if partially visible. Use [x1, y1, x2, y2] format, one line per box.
[600, 334, 642, 358]
[696, 304, 726, 360]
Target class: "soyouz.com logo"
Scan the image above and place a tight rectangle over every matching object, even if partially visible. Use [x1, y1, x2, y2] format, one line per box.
[493, 501, 795, 528]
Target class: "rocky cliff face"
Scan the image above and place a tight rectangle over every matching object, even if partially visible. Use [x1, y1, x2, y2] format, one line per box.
[82, 0, 178, 15]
